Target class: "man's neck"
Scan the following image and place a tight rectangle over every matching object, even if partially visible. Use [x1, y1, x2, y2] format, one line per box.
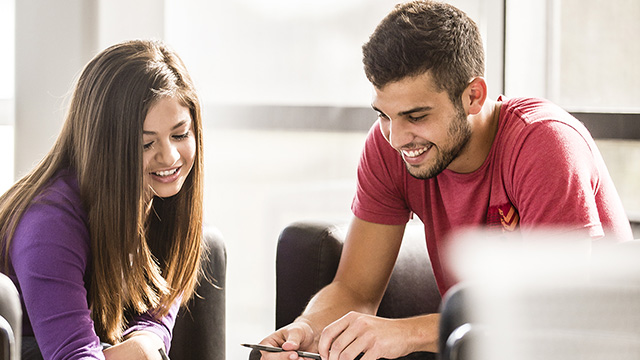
[448, 99, 501, 174]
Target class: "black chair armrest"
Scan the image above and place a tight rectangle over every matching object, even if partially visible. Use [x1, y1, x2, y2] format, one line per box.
[0, 273, 21, 360]
[259, 220, 440, 360]
[276, 221, 344, 329]
[276, 221, 441, 327]
[170, 225, 227, 360]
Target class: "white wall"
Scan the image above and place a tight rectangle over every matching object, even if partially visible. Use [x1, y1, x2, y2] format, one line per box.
[14, 0, 164, 179]
[0, 0, 14, 190]
[14, 0, 96, 178]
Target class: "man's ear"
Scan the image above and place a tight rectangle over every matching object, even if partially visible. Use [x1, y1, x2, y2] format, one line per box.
[461, 77, 487, 116]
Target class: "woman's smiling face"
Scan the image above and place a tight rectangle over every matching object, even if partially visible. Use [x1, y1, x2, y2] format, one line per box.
[142, 96, 196, 199]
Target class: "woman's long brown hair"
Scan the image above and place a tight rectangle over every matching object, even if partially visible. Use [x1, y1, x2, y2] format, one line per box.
[0, 39, 204, 343]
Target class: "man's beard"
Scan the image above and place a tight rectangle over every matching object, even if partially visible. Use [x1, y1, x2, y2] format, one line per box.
[406, 106, 472, 179]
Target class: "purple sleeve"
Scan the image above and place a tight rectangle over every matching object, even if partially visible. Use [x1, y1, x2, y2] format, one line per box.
[351, 122, 412, 225]
[11, 193, 105, 359]
[122, 296, 182, 352]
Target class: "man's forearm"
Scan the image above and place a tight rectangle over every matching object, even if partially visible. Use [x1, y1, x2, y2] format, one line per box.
[404, 313, 440, 353]
[295, 281, 381, 345]
[296, 283, 441, 354]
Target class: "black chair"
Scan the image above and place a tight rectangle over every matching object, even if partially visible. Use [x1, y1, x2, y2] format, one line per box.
[0, 273, 21, 360]
[438, 285, 481, 360]
[250, 220, 441, 360]
[170, 225, 227, 360]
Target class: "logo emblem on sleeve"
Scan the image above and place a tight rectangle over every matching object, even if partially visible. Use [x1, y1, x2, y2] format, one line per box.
[487, 203, 520, 232]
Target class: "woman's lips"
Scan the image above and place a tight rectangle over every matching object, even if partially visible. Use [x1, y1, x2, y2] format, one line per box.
[150, 166, 181, 183]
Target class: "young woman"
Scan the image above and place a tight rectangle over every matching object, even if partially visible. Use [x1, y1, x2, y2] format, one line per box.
[0, 39, 204, 360]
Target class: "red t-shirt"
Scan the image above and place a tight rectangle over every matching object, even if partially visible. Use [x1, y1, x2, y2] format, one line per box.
[352, 97, 633, 295]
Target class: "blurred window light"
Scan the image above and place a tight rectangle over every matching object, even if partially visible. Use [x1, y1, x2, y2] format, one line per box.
[505, 0, 640, 113]
[236, 0, 368, 19]
[0, 0, 15, 100]
[0, 0, 14, 191]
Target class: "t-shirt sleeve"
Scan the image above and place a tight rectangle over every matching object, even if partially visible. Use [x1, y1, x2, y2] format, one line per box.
[351, 122, 411, 225]
[11, 194, 105, 359]
[122, 296, 181, 352]
[508, 120, 604, 238]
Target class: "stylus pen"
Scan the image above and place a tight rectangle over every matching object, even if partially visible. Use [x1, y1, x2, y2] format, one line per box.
[241, 343, 321, 360]
[242, 343, 366, 360]
[158, 348, 170, 360]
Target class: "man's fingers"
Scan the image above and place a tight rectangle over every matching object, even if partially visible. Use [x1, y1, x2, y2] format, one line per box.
[281, 322, 312, 351]
[328, 323, 368, 360]
[281, 339, 299, 351]
[318, 316, 351, 358]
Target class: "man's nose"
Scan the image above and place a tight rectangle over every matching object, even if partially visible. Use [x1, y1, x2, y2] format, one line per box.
[387, 119, 414, 148]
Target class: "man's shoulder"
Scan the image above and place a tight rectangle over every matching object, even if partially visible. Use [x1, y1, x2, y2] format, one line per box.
[498, 97, 593, 147]
[501, 97, 581, 128]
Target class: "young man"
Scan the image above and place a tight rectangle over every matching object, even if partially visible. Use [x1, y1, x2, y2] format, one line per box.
[259, 1, 633, 359]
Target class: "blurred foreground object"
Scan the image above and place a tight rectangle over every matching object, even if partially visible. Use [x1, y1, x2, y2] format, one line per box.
[445, 230, 640, 360]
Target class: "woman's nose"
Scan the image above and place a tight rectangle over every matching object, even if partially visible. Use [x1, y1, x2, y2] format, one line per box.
[156, 142, 179, 165]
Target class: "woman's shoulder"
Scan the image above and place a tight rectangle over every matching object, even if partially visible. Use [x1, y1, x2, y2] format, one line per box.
[12, 169, 91, 271]
[28, 168, 87, 225]
[34, 168, 81, 200]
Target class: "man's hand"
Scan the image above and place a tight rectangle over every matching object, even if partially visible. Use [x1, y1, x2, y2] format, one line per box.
[318, 311, 439, 360]
[259, 320, 318, 359]
[258, 218, 413, 359]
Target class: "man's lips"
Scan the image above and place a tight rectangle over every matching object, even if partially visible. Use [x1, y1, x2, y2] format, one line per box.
[400, 145, 432, 165]
[401, 146, 430, 158]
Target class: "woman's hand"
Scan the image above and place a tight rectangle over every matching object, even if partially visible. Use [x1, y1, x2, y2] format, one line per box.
[103, 331, 166, 360]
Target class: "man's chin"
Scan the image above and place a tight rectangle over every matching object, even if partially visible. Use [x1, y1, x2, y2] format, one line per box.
[406, 165, 430, 180]
[405, 162, 446, 180]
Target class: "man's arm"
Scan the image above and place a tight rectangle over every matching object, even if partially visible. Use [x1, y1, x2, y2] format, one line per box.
[260, 217, 439, 360]
[304, 217, 405, 328]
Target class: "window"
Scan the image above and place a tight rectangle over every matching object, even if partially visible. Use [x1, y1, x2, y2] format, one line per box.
[0, 0, 14, 100]
[505, 0, 640, 113]
[0, 0, 15, 192]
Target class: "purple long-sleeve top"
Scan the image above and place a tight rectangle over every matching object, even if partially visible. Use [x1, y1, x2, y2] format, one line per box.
[6, 169, 180, 360]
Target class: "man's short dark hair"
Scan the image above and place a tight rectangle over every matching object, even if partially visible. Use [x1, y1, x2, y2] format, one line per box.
[362, 0, 485, 106]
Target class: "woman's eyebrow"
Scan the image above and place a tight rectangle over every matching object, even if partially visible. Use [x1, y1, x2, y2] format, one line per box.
[143, 119, 191, 135]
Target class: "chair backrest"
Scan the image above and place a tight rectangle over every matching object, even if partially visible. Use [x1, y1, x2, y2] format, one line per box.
[169, 225, 227, 360]
[265, 221, 441, 360]
[275, 220, 441, 329]
[0, 273, 21, 360]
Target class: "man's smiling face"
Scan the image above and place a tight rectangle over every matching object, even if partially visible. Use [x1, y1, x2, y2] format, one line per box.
[372, 71, 472, 179]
